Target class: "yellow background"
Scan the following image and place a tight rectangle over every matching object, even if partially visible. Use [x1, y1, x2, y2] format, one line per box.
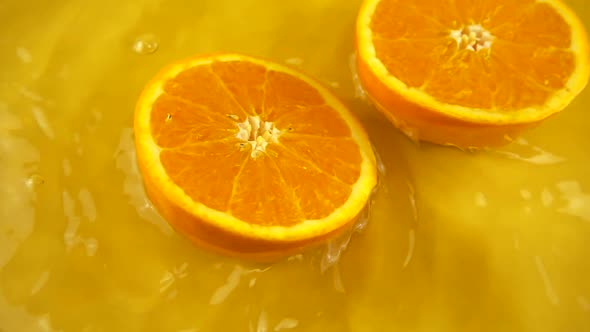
[1, 0, 589, 331]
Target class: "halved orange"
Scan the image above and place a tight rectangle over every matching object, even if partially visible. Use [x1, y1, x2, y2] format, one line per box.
[356, 0, 590, 148]
[134, 54, 377, 260]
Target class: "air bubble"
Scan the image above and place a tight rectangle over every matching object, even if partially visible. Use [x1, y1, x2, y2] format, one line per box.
[132, 34, 159, 55]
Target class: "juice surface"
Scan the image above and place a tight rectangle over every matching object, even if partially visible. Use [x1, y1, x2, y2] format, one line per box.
[1, 0, 589, 331]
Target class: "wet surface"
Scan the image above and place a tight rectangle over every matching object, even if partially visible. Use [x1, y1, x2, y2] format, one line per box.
[1, 0, 590, 331]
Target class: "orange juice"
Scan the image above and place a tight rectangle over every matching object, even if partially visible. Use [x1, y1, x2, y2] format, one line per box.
[1, 0, 589, 331]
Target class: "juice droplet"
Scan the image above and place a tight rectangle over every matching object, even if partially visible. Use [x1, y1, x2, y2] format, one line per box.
[285, 57, 304, 66]
[26, 174, 45, 188]
[132, 34, 159, 55]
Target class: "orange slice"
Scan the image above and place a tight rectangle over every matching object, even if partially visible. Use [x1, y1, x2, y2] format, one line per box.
[356, 0, 590, 148]
[134, 54, 377, 260]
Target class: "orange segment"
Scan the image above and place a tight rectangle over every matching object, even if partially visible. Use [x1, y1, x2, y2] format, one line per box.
[160, 142, 247, 211]
[210, 60, 267, 115]
[356, 0, 590, 148]
[272, 104, 353, 136]
[163, 66, 250, 119]
[269, 144, 353, 220]
[150, 94, 237, 148]
[228, 153, 303, 226]
[278, 134, 362, 185]
[134, 54, 377, 260]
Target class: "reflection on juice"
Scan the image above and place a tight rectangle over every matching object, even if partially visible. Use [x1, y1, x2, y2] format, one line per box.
[1, 0, 590, 331]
